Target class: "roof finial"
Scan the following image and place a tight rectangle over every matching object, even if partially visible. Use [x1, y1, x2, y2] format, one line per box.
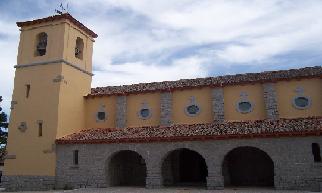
[55, 2, 69, 15]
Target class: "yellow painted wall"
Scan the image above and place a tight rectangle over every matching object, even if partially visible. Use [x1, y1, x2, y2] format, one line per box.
[18, 19, 94, 73]
[4, 18, 94, 176]
[126, 93, 161, 127]
[62, 21, 94, 73]
[172, 87, 213, 124]
[275, 78, 322, 118]
[4, 65, 61, 176]
[56, 64, 91, 138]
[223, 84, 266, 121]
[17, 21, 66, 65]
[85, 96, 117, 128]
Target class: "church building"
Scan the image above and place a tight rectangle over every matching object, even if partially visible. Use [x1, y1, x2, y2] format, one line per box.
[2, 13, 322, 191]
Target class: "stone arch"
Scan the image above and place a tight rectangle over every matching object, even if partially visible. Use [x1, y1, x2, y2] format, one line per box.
[161, 147, 208, 187]
[106, 149, 147, 187]
[222, 146, 274, 187]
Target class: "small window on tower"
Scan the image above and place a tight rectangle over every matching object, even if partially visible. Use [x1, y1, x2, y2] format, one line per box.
[75, 37, 84, 59]
[25, 84, 30, 98]
[35, 32, 48, 56]
[38, 121, 43, 137]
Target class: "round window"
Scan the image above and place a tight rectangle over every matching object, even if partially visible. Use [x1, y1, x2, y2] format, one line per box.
[186, 104, 200, 116]
[237, 101, 252, 113]
[97, 111, 106, 121]
[140, 108, 150, 119]
[293, 96, 310, 109]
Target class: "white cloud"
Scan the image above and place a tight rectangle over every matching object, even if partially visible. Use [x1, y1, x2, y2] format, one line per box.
[0, 40, 18, 114]
[1, 0, 322, 116]
[69, 0, 322, 67]
[92, 56, 208, 86]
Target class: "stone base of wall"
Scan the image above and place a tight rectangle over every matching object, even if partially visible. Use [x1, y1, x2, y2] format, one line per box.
[1, 175, 55, 191]
[275, 175, 322, 191]
[55, 137, 322, 192]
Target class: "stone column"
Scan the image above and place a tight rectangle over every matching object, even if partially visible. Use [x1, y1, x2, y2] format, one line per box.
[263, 83, 279, 120]
[160, 92, 172, 126]
[116, 95, 126, 128]
[146, 160, 162, 189]
[206, 155, 224, 190]
[146, 173, 162, 189]
[212, 88, 225, 122]
[207, 171, 224, 189]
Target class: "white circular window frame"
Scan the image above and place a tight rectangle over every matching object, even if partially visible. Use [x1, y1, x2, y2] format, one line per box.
[137, 107, 152, 120]
[292, 96, 311, 110]
[235, 100, 254, 114]
[184, 104, 201, 117]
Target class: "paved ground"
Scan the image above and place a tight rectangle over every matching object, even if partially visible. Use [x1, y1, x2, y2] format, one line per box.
[3, 187, 318, 193]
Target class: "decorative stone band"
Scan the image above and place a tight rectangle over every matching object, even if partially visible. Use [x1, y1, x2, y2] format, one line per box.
[116, 95, 127, 128]
[212, 88, 224, 121]
[10, 101, 17, 110]
[160, 92, 172, 126]
[4, 154, 16, 159]
[263, 83, 279, 119]
[43, 144, 56, 154]
[14, 59, 93, 76]
[56, 117, 322, 144]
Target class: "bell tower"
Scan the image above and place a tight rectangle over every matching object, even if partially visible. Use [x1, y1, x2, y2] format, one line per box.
[3, 13, 97, 188]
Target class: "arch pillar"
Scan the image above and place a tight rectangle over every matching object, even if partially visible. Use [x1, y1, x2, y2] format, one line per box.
[145, 154, 162, 188]
[146, 172, 162, 188]
[206, 161, 224, 190]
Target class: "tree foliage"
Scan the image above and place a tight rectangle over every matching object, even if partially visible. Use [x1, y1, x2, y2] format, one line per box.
[0, 96, 8, 162]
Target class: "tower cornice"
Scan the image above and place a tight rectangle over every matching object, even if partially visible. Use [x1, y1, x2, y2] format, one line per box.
[16, 13, 98, 38]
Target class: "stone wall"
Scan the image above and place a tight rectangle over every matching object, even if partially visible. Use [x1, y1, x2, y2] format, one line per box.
[1, 175, 55, 191]
[55, 136, 322, 191]
[116, 96, 127, 128]
[160, 92, 172, 126]
[263, 83, 279, 119]
[212, 88, 225, 121]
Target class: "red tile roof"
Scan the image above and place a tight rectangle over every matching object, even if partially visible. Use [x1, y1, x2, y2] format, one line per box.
[89, 66, 322, 97]
[17, 13, 98, 38]
[56, 117, 322, 144]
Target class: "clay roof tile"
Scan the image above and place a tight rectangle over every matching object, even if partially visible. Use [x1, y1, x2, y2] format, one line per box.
[88, 66, 322, 97]
[17, 13, 97, 38]
[56, 117, 322, 144]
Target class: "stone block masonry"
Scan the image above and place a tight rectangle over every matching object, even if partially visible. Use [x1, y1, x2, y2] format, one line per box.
[116, 96, 127, 128]
[212, 88, 224, 121]
[1, 175, 55, 191]
[55, 136, 322, 191]
[263, 83, 279, 120]
[160, 92, 172, 126]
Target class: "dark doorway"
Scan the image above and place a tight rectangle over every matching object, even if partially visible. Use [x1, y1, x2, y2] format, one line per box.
[108, 150, 146, 186]
[162, 148, 208, 187]
[222, 146, 274, 187]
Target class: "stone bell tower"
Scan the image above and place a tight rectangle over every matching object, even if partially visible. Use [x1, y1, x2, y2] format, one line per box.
[3, 13, 97, 190]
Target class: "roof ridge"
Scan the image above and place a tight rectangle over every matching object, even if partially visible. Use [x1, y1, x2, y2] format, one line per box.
[89, 65, 322, 96]
[17, 13, 98, 38]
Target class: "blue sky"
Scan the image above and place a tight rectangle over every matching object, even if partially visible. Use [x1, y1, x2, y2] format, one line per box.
[1, 0, 322, 115]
